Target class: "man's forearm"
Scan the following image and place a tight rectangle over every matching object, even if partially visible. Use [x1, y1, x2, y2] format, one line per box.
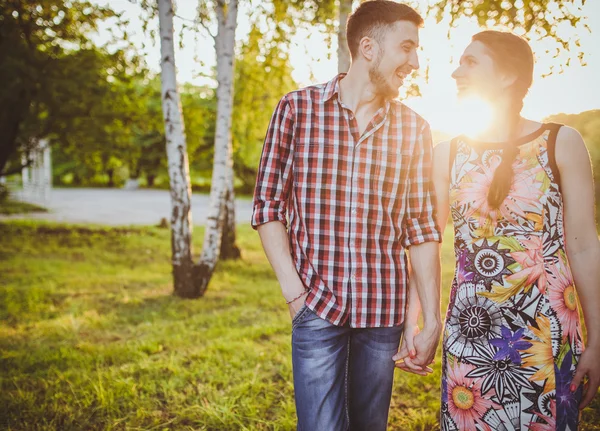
[408, 241, 442, 327]
[257, 221, 306, 299]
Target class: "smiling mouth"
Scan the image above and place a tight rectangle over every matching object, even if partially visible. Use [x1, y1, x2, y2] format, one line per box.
[395, 69, 408, 80]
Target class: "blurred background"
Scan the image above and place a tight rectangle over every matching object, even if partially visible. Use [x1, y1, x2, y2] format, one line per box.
[1, 1, 599, 430]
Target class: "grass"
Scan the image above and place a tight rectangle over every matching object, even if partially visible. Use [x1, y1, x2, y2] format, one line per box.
[0, 220, 598, 430]
[0, 199, 48, 215]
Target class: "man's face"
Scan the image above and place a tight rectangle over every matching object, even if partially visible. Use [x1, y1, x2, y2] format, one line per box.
[368, 21, 420, 100]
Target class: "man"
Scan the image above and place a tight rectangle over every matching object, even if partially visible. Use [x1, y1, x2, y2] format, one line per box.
[251, 1, 442, 429]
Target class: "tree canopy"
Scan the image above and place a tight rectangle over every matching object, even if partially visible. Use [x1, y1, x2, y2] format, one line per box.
[1, 0, 593, 192]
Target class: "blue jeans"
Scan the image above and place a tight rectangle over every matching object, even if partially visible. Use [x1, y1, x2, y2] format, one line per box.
[291, 305, 404, 431]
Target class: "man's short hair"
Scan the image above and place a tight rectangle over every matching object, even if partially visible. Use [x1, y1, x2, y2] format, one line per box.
[346, 1, 424, 59]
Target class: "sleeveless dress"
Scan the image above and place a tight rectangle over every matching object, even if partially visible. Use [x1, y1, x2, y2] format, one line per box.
[441, 124, 584, 431]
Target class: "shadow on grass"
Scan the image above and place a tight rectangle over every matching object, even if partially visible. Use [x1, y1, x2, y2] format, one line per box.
[0, 199, 48, 215]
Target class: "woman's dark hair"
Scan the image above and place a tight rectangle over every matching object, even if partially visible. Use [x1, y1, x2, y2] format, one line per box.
[472, 30, 534, 209]
[346, 0, 423, 60]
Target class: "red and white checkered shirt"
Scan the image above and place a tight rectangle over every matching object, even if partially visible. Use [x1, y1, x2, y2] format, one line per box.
[252, 74, 441, 328]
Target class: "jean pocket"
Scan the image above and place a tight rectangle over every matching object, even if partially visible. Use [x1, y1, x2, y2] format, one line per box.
[291, 304, 310, 329]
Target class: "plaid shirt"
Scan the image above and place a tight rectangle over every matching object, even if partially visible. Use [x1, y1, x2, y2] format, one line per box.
[252, 74, 441, 328]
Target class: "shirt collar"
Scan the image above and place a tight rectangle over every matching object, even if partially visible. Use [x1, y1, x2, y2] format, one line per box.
[320, 73, 397, 117]
[320, 73, 345, 103]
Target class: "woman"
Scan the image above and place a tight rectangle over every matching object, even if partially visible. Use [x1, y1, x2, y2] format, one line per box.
[395, 30, 600, 430]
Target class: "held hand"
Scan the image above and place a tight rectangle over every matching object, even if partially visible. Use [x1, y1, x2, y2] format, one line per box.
[410, 322, 442, 369]
[394, 324, 433, 375]
[570, 346, 600, 410]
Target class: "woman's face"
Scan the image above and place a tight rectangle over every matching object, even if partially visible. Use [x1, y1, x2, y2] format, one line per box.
[452, 41, 512, 101]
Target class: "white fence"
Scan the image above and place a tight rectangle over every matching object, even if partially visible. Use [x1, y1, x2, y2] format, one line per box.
[11, 140, 52, 204]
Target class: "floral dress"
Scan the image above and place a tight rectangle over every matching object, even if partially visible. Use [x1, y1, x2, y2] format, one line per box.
[441, 124, 584, 431]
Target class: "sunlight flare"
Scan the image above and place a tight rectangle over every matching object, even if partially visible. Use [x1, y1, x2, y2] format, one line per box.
[455, 95, 495, 137]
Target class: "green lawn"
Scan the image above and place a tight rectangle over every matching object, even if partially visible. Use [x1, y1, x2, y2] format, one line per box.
[0, 199, 47, 215]
[0, 221, 598, 430]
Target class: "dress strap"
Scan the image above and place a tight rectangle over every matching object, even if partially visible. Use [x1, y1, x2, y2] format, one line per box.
[545, 123, 563, 189]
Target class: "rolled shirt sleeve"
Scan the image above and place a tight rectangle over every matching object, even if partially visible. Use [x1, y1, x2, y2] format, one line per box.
[401, 121, 443, 247]
[251, 94, 295, 229]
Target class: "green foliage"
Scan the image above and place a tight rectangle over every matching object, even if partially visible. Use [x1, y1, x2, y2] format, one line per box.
[182, 83, 218, 178]
[428, 0, 588, 76]
[232, 23, 297, 193]
[1, 221, 599, 429]
[3, 0, 589, 190]
[0, 0, 139, 176]
[48, 2, 298, 192]
[50, 77, 218, 188]
[49, 50, 145, 187]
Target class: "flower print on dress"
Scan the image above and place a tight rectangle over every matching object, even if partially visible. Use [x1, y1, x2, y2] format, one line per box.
[538, 390, 558, 421]
[447, 362, 498, 430]
[444, 131, 584, 431]
[521, 382, 548, 419]
[489, 326, 533, 365]
[454, 154, 543, 229]
[465, 341, 534, 402]
[541, 200, 563, 258]
[555, 350, 582, 431]
[523, 314, 556, 394]
[481, 235, 547, 303]
[465, 238, 515, 286]
[528, 398, 556, 431]
[507, 236, 547, 293]
[456, 248, 474, 285]
[440, 402, 459, 431]
[481, 149, 502, 169]
[481, 401, 522, 431]
[547, 255, 581, 343]
[445, 282, 505, 360]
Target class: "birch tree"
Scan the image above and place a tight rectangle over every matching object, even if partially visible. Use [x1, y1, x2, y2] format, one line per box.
[158, 0, 197, 297]
[195, 0, 240, 294]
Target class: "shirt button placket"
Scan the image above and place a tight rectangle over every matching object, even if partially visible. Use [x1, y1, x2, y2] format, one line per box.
[348, 144, 360, 326]
[348, 143, 358, 325]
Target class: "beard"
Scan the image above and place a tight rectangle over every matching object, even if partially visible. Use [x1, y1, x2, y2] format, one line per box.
[368, 49, 400, 100]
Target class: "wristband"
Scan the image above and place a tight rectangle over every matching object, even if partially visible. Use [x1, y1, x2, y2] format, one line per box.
[286, 290, 308, 304]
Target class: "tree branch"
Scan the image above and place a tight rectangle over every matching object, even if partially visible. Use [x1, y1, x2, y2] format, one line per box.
[0, 158, 35, 177]
[197, 18, 217, 41]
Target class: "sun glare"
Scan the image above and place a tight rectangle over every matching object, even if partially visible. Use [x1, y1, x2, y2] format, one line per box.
[453, 95, 495, 137]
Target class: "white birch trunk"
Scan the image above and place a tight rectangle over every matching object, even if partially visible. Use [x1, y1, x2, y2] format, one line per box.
[196, 0, 239, 292]
[337, 0, 352, 73]
[158, 0, 196, 297]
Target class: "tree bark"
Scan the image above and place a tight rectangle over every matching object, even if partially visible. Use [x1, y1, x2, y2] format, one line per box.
[195, 0, 240, 295]
[337, 0, 352, 74]
[158, 0, 197, 298]
[147, 174, 156, 187]
[0, 87, 30, 176]
[220, 163, 241, 260]
[107, 168, 115, 187]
